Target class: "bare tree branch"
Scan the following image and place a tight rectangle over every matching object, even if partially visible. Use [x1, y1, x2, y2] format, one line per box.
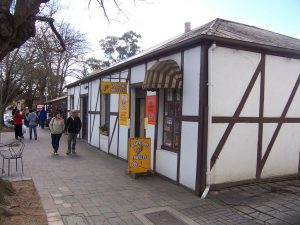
[36, 16, 66, 52]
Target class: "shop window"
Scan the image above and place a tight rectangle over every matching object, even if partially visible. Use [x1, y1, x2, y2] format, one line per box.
[100, 94, 110, 135]
[162, 89, 181, 151]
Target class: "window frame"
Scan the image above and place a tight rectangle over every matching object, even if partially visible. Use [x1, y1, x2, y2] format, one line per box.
[161, 89, 182, 152]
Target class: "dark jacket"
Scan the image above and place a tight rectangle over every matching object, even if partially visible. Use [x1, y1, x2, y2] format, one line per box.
[65, 116, 81, 134]
[39, 109, 47, 121]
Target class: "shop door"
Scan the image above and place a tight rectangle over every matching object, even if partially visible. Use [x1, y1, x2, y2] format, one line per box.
[81, 96, 88, 140]
[135, 88, 146, 137]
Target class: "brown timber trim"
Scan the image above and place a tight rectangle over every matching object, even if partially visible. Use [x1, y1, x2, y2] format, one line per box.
[176, 51, 184, 184]
[258, 73, 300, 176]
[130, 82, 143, 88]
[88, 111, 101, 114]
[212, 117, 300, 123]
[256, 54, 265, 179]
[181, 116, 200, 122]
[195, 41, 210, 195]
[153, 90, 159, 172]
[210, 55, 263, 170]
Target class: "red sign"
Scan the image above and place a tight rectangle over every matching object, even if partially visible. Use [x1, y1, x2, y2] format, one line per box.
[146, 95, 156, 125]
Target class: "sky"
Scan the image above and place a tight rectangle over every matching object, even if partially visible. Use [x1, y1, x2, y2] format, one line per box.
[56, 0, 300, 59]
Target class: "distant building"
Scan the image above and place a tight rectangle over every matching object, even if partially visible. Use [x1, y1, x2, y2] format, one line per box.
[66, 18, 300, 195]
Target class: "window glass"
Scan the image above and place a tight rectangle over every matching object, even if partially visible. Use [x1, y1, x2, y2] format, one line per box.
[162, 89, 182, 150]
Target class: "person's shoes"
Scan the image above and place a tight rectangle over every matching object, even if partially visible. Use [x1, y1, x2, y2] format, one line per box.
[72, 151, 76, 154]
[35, 138, 37, 140]
[66, 152, 70, 155]
[55, 152, 58, 155]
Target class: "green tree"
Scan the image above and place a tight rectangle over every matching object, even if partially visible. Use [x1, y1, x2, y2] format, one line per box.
[100, 30, 142, 64]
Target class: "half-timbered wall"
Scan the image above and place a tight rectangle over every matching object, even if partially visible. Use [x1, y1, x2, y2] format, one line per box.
[180, 47, 201, 190]
[208, 46, 300, 185]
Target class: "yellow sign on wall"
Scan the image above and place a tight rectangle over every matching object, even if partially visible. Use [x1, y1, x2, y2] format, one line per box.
[128, 138, 151, 174]
[101, 82, 127, 94]
[119, 94, 129, 126]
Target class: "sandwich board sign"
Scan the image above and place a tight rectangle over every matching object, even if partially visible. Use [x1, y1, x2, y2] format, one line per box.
[128, 138, 151, 174]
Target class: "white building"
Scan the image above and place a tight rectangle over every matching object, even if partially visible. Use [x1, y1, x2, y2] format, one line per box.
[66, 18, 300, 195]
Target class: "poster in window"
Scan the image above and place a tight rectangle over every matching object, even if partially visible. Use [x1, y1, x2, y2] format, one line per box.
[119, 94, 129, 126]
[146, 95, 156, 125]
[128, 137, 151, 174]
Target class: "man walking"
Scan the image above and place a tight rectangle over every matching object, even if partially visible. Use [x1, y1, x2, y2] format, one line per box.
[39, 107, 47, 129]
[65, 110, 81, 155]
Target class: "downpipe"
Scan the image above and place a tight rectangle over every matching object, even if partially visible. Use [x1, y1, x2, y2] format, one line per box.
[201, 43, 217, 199]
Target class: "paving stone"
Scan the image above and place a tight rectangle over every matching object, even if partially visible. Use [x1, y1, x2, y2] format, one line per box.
[2, 130, 299, 225]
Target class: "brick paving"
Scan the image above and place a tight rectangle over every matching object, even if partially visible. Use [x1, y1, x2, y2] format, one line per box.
[0, 129, 299, 225]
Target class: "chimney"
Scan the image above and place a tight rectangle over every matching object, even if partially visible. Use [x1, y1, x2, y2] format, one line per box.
[184, 22, 191, 33]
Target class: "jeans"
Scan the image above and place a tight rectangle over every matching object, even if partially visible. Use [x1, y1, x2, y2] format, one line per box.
[40, 120, 46, 128]
[67, 133, 78, 153]
[51, 133, 62, 152]
[14, 124, 22, 139]
[29, 125, 37, 140]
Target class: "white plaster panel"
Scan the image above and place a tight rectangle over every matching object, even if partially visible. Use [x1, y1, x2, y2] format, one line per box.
[212, 47, 261, 116]
[110, 93, 119, 112]
[179, 122, 198, 190]
[265, 55, 300, 117]
[262, 123, 277, 156]
[208, 124, 228, 160]
[119, 125, 128, 160]
[121, 70, 129, 79]
[131, 64, 146, 84]
[240, 73, 260, 117]
[146, 124, 155, 170]
[160, 53, 181, 66]
[156, 149, 178, 181]
[80, 83, 89, 95]
[73, 86, 80, 111]
[210, 124, 258, 184]
[100, 134, 109, 152]
[91, 114, 100, 147]
[90, 80, 101, 111]
[147, 60, 157, 70]
[182, 47, 200, 116]
[109, 115, 118, 156]
[261, 124, 300, 178]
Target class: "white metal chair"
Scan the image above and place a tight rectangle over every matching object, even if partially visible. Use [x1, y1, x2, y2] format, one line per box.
[0, 141, 25, 176]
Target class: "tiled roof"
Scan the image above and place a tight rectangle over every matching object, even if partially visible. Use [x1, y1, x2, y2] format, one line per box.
[67, 18, 300, 87]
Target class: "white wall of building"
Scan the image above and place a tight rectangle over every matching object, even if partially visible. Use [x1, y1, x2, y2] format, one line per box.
[156, 150, 178, 181]
[109, 115, 118, 156]
[180, 121, 198, 190]
[209, 46, 300, 185]
[131, 64, 145, 84]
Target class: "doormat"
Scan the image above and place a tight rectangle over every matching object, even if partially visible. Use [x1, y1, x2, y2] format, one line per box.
[133, 206, 199, 225]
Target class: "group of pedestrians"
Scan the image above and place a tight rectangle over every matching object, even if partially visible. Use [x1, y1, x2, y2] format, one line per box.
[13, 107, 82, 156]
[13, 107, 47, 140]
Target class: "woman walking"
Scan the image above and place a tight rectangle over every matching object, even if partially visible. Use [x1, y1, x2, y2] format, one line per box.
[26, 109, 38, 140]
[13, 110, 24, 139]
[49, 112, 65, 155]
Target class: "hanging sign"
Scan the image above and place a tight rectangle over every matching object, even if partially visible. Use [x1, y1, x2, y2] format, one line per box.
[119, 94, 129, 126]
[101, 82, 127, 94]
[128, 138, 151, 174]
[146, 95, 156, 125]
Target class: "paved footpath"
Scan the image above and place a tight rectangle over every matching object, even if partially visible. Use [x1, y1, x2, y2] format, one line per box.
[1, 128, 300, 225]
